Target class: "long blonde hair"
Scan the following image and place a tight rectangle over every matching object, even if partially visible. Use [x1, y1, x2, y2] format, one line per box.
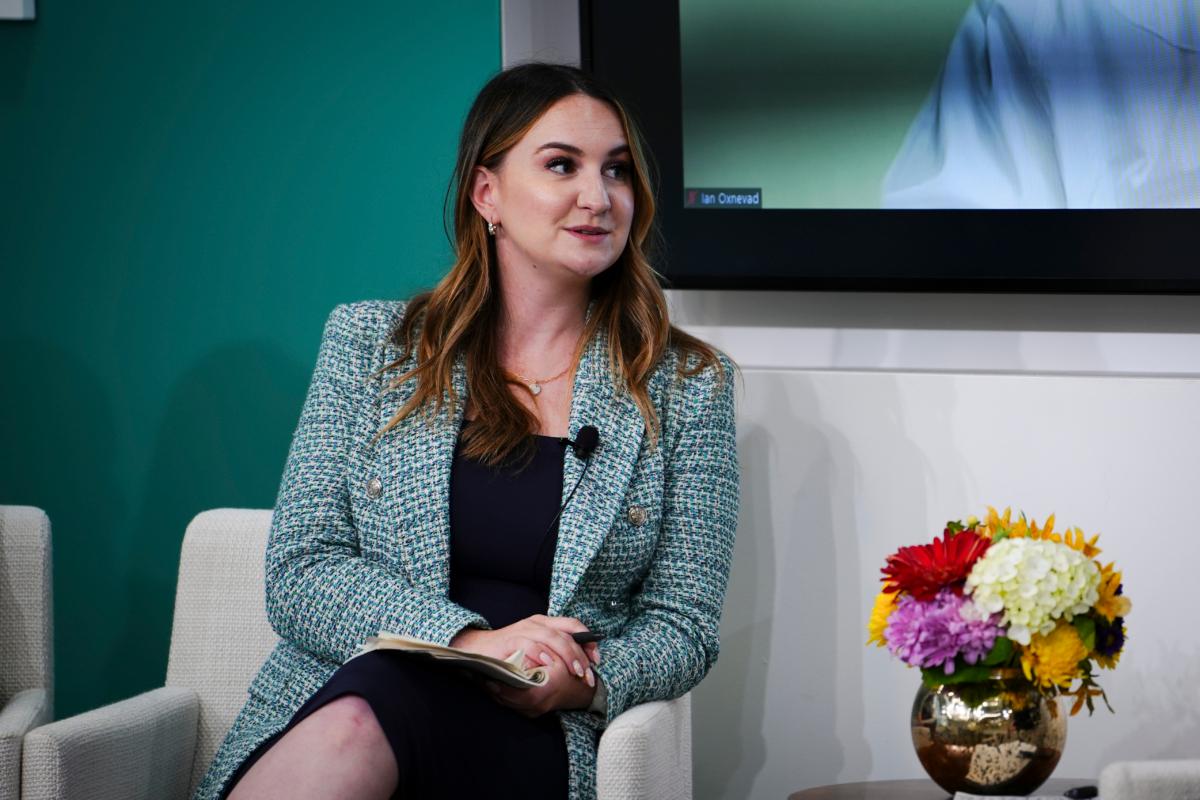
[379, 63, 725, 467]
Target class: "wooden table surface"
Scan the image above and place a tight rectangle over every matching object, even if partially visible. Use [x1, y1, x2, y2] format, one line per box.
[789, 778, 1089, 799]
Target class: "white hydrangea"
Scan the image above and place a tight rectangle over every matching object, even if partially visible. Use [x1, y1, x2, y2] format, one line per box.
[964, 538, 1100, 645]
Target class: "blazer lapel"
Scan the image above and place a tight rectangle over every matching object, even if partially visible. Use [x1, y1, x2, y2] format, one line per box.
[372, 347, 466, 595]
[548, 330, 644, 615]
[371, 330, 642, 613]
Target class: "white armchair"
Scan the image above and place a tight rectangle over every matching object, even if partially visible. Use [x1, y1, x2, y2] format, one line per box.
[22, 509, 693, 800]
[1100, 759, 1200, 800]
[0, 506, 54, 800]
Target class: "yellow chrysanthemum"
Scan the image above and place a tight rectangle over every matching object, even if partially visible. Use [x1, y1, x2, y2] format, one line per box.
[867, 589, 898, 647]
[1094, 562, 1132, 622]
[1021, 621, 1088, 690]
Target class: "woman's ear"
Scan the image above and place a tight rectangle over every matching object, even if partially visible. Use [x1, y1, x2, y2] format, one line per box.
[470, 165, 499, 227]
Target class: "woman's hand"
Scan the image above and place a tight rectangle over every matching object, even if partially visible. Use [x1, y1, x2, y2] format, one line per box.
[450, 614, 600, 680]
[485, 656, 597, 717]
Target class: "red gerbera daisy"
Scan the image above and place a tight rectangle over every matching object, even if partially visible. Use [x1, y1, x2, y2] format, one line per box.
[881, 529, 991, 601]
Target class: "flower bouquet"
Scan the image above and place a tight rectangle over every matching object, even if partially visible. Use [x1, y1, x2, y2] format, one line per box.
[868, 507, 1131, 715]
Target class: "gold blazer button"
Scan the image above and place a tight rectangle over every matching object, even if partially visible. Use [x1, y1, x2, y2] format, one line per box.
[366, 477, 382, 498]
[626, 505, 647, 526]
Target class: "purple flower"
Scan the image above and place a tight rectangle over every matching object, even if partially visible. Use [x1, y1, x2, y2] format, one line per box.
[1095, 616, 1126, 658]
[885, 589, 1004, 674]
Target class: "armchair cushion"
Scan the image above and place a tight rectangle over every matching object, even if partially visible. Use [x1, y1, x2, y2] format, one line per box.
[1100, 759, 1200, 800]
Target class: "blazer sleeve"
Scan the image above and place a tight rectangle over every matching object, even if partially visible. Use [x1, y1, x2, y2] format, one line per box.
[264, 303, 488, 664]
[593, 355, 740, 725]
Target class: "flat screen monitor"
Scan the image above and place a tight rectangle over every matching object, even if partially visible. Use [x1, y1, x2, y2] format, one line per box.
[580, 0, 1200, 292]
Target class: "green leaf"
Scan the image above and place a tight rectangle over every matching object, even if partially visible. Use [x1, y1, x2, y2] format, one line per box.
[921, 669, 944, 689]
[992, 529, 1010, 542]
[982, 637, 1014, 666]
[921, 663, 994, 687]
[1073, 616, 1097, 652]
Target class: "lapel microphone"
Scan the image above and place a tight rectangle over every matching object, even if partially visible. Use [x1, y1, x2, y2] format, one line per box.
[533, 425, 602, 582]
[560, 425, 600, 460]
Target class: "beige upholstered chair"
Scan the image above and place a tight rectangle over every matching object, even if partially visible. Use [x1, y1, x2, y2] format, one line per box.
[1100, 759, 1200, 800]
[0, 506, 54, 800]
[22, 509, 693, 800]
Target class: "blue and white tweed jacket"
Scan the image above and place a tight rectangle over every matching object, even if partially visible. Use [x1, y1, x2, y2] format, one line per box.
[195, 300, 740, 800]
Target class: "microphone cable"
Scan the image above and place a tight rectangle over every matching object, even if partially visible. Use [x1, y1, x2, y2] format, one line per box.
[531, 425, 600, 582]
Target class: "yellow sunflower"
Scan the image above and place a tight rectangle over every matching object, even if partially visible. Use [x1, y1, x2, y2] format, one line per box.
[981, 506, 1039, 541]
[1062, 526, 1102, 559]
[981, 506, 1019, 539]
[1094, 562, 1132, 622]
[867, 589, 899, 647]
[1095, 648, 1122, 670]
[1020, 621, 1088, 690]
[980, 507, 1102, 558]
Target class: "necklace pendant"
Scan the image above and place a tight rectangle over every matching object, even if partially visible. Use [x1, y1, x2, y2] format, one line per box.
[529, 382, 542, 396]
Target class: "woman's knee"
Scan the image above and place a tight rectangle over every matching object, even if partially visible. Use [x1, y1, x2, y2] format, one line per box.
[227, 695, 396, 799]
[308, 694, 388, 756]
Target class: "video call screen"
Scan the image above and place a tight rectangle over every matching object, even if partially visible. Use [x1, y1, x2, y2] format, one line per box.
[680, 0, 1200, 210]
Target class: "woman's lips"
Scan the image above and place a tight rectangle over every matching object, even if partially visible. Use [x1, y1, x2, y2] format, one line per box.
[567, 227, 610, 241]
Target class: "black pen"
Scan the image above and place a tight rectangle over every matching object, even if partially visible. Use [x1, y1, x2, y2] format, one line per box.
[571, 631, 605, 644]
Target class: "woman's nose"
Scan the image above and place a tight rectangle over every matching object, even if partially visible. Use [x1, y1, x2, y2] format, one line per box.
[577, 172, 611, 213]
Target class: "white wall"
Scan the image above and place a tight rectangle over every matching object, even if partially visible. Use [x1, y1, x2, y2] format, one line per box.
[499, 7, 1200, 795]
[671, 290, 1200, 798]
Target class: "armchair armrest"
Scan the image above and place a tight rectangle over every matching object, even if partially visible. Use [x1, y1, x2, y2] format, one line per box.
[1100, 759, 1200, 800]
[22, 686, 200, 800]
[0, 689, 52, 800]
[597, 692, 692, 800]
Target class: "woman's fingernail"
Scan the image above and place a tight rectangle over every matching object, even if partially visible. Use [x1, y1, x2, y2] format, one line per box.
[573, 660, 583, 677]
[539, 652, 553, 666]
[586, 669, 595, 688]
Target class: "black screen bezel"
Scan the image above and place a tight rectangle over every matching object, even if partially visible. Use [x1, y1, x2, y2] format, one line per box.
[580, 0, 1200, 294]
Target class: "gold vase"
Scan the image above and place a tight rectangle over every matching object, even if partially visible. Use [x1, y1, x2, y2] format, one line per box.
[911, 669, 1066, 796]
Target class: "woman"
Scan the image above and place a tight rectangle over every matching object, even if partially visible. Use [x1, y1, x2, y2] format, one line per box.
[196, 62, 739, 800]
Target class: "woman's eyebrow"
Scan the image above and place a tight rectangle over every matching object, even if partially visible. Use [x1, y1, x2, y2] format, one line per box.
[535, 142, 631, 157]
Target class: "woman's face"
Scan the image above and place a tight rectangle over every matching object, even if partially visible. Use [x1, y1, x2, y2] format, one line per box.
[474, 94, 635, 284]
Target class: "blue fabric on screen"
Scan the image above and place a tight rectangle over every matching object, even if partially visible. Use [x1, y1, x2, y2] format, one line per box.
[883, 0, 1200, 208]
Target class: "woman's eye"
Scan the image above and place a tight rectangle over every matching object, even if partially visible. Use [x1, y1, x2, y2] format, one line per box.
[547, 157, 575, 175]
[605, 161, 631, 180]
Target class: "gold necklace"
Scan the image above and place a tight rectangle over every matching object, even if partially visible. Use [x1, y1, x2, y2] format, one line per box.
[505, 363, 573, 397]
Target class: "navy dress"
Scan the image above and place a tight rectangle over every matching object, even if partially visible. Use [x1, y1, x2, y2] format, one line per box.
[221, 428, 571, 799]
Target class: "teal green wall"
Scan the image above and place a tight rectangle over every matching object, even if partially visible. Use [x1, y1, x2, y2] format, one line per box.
[0, 1, 500, 718]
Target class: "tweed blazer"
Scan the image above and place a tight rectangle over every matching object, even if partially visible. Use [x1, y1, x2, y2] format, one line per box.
[195, 300, 739, 800]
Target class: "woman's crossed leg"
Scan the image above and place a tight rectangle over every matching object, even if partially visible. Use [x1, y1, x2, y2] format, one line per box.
[227, 695, 397, 800]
